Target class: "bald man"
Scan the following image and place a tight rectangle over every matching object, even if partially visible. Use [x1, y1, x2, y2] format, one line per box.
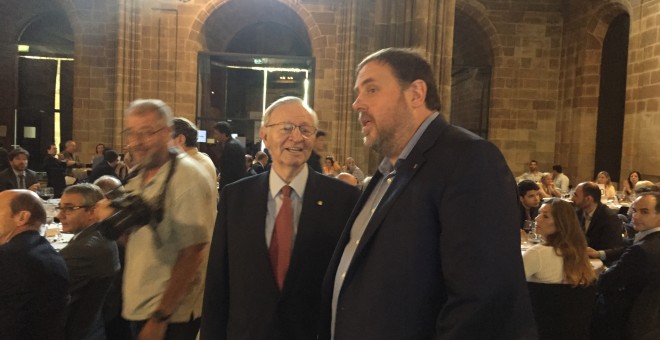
[0, 190, 70, 339]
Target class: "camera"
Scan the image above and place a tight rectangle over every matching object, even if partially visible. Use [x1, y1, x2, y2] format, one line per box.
[97, 194, 163, 240]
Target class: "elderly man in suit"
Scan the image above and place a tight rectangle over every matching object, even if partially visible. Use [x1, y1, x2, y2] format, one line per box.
[200, 96, 360, 340]
[0, 147, 40, 192]
[0, 189, 70, 339]
[572, 181, 623, 251]
[592, 191, 660, 340]
[320, 48, 536, 339]
[58, 183, 120, 339]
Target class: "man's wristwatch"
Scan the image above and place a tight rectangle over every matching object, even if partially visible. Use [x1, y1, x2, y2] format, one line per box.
[151, 310, 172, 323]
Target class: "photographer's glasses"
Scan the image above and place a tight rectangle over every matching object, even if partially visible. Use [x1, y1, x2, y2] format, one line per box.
[265, 123, 317, 138]
[55, 205, 93, 215]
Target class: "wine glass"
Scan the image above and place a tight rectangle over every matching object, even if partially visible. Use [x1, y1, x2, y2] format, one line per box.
[528, 222, 543, 244]
[42, 187, 54, 201]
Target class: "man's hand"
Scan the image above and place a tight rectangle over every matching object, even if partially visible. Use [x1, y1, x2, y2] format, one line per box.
[28, 183, 41, 192]
[586, 247, 600, 258]
[138, 319, 167, 340]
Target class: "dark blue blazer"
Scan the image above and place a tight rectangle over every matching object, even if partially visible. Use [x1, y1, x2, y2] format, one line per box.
[319, 116, 537, 339]
[200, 169, 360, 340]
[0, 231, 70, 340]
[578, 203, 623, 251]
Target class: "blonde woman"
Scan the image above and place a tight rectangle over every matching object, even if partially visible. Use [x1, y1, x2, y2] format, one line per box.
[538, 173, 561, 198]
[523, 199, 597, 287]
[596, 171, 617, 201]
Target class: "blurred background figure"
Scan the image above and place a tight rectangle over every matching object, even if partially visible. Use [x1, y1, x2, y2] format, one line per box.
[342, 157, 365, 185]
[538, 173, 561, 198]
[551, 165, 570, 193]
[251, 151, 269, 174]
[92, 143, 106, 168]
[43, 143, 66, 198]
[322, 155, 340, 177]
[336, 172, 358, 187]
[88, 149, 119, 184]
[306, 130, 326, 173]
[621, 170, 641, 202]
[596, 171, 617, 202]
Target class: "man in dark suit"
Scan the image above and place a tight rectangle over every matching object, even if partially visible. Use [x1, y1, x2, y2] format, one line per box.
[572, 181, 623, 251]
[200, 96, 360, 340]
[0, 147, 40, 192]
[591, 191, 660, 340]
[43, 143, 67, 198]
[212, 121, 246, 191]
[0, 189, 70, 339]
[320, 48, 536, 339]
[87, 149, 119, 183]
[58, 183, 120, 340]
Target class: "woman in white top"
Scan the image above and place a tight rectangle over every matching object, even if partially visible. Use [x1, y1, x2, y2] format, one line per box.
[596, 171, 617, 201]
[523, 199, 596, 286]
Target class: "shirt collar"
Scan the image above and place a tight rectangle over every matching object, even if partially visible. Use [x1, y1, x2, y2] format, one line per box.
[269, 164, 308, 199]
[12, 169, 25, 177]
[634, 227, 660, 243]
[377, 111, 440, 174]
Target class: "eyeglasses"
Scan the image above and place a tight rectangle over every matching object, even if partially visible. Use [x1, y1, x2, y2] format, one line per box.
[55, 205, 93, 214]
[123, 126, 167, 141]
[265, 123, 317, 138]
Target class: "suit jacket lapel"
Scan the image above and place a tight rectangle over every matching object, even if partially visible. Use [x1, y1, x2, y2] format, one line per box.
[348, 117, 446, 267]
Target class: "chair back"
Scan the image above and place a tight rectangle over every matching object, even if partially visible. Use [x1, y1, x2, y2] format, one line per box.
[625, 280, 660, 340]
[527, 282, 597, 340]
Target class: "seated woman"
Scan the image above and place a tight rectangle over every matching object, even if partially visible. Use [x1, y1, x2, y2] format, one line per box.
[322, 156, 340, 177]
[537, 173, 562, 198]
[596, 171, 617, 201]
[523, 199, 596, 286]
[621, 170, 641, 202]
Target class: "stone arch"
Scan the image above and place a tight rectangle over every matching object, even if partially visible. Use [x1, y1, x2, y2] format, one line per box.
[455, 0, 503, 61]
[186, 0, 322, 56]
[567, 1, 631, 182]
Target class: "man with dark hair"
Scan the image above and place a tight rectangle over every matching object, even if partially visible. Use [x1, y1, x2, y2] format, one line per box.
[551, 164, 570, 193]
[321, 48, 536, 339]
[201, 96, 360, 339]
[58, 183, 120, 339]
[172, 117, 218, 193]
[0, 190, 70, 339]
[518, 179, 541, 228]
[306, 129, 325, 173]
[0, 147, 40, 192]
[572, 181, 623, 251]
[211, 121, 246, 191]
[517, 160, 542, 183]
[88, 149, 120, 184]
[592, 191, 660, 340]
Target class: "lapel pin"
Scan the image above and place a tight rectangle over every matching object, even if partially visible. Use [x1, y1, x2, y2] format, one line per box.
[413, 163, 419, 169]
[317, 200, 323, 206]
[387, 178, 393, 184]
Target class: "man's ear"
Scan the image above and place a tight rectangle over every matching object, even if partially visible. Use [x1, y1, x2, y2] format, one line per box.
[259, 127, 269, 148]
[14, 210, 31, 227]
[407, 79, 428, 108]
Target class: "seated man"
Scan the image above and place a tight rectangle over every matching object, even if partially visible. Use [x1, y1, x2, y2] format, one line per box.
[94, 175, 125, 200]
[592, 192, 660, 340]
[551, 165, 570, 194]
[88, 150, 120, 183]
[517, 160, 542, 183]
[0, 190, 70, 339]
[518, 180, 540, 229]
[0, 147, 40, 192]
[571, 182, 623, 251]
[57, 183, 120, 340]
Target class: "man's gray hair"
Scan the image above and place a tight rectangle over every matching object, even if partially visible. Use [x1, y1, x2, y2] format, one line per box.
[261, 96, 318, 128]
[62, 183, 105, 207]
[125, 99, 174, 127]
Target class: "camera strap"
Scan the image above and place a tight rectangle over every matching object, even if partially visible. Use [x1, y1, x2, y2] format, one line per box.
[151, 149, 180, 226]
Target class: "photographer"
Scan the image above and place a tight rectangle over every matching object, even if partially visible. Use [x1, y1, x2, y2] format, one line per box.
[105, 99, 215, 340]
